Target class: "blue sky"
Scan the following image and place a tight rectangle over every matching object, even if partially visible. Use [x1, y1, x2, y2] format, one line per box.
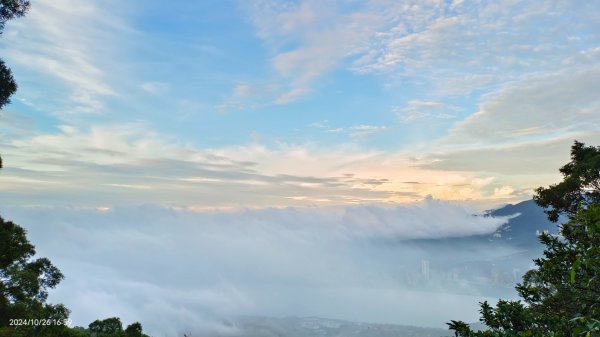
[1, 0, 599, 208]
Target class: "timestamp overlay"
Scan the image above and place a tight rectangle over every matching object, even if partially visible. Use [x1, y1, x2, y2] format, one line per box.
[8, 319, 72, 327]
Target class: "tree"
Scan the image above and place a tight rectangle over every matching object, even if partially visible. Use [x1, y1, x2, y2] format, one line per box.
[0, 217, 153, 336]
[534, 141, 600, 222]
[0, 217, 79, 336]
[125, 322, 150, 337]
[448, 141, 600, 337]
[0, 217, 64, 319]
[0, 59, 16, 110]
[124, 322, 143, 337]
[88, 318, 151, 337]
[89, 317, 123, 337]
[0, 0, 30, 166]
[0, 0, 29, 109]
[0, 0, 29, 30]
[0, 0, 30, 109]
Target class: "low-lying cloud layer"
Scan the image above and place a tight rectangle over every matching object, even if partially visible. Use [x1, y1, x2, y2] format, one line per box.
[3, 199, 514, 335]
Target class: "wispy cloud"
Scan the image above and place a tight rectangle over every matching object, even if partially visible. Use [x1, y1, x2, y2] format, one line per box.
[240, 0, 379, 103]
[1, 121, 529, 208]
[348, 124, 388, 138]
[445, 67, 600, 145]
[240, 0, 598, 103]
[421, 134, 600, 193]
[394, 100, 456, 123]
[310, 120, 388, 138]
[2, 0, 133, 115]
[140, 81, 170, 95]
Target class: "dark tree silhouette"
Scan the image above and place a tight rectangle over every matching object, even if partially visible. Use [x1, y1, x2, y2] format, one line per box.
[0, 0, 29, 30]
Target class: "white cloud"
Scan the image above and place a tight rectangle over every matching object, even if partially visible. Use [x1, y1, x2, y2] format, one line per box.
[406, 100, 444, 110]
[3, 199, 513, 334]
[106, 183, 152, 190]
[2, 0, 133, 114]
[274, 87, 310, 104]
[141, 81, 169, 95]
[492, 186, 515, 198]
[0, 123, 388, 206]
[232, 83, 254, 97]
[397, 110, 428, 122]
[394, 100, 456, 123]
[309, 121, 388, 138]
[240, 0, 600, 103]
[1, 120, 547, 208]
[418, 134, 600, 205]
[446, 67, 600, 144]
[241, 0, 379, 103]
[348, 124, 388, 138]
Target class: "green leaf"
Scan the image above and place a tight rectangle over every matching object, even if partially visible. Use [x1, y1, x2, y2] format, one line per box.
[571, 256, 581, 283]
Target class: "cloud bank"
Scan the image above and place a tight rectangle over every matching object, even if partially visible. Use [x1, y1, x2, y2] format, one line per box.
[2, 199, 512, 335]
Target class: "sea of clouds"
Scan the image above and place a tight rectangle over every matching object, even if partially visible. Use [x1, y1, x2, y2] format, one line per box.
[2, 198, 513, 336]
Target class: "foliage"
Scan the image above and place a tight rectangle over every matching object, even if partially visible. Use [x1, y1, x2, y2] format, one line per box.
[0, 59, 16, 110]
[125, 322, 149, 337]
[1, 0, 30, 167]
[534, 141, 600, 222]
[0, 0, 29, 108]
[0, 0, 29, 30]
[0, 216, 154, 336]
[0, 216, 72, 336]
[0, 217, 64, 320]
[89, 317, 123, 337]
[448, 141, 600, 337]
[88, 318, 150, 337]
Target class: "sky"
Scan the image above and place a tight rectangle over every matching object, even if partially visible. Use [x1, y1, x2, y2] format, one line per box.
[0, 0, 598, 209]
[0, 0, 600, 335]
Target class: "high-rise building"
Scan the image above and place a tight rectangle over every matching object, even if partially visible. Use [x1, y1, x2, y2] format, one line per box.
[421, 259, 430, 281]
